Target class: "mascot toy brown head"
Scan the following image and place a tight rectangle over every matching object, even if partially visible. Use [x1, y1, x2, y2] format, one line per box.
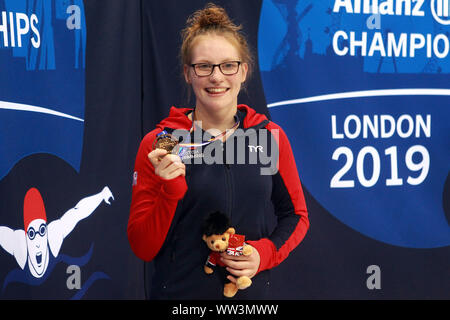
[202, 211, 235, 252]
[201, 211, 252, 298]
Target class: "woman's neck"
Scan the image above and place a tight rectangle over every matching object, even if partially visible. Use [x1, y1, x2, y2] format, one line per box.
[192, 106, 237, 135]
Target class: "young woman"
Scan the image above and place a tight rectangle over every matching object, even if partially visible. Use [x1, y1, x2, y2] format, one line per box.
[127, 3, 309, 299]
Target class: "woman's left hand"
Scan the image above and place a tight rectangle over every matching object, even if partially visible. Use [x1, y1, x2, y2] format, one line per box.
[220, 245, 260, 283]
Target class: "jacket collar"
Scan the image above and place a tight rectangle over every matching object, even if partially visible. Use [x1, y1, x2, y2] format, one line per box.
[156, 104, 269, 131]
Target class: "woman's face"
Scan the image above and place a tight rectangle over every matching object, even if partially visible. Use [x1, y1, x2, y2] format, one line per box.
[184, 33, 248, 114]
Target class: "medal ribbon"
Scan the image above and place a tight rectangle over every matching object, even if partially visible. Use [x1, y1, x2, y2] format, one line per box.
[178, 110, 240, 149]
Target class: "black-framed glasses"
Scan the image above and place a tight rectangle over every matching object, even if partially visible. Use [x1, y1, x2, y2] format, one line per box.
[190, 61, 241, 77]
[27, 223, 47, 240]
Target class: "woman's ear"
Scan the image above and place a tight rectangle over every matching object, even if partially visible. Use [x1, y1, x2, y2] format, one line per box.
[184, 64, 191, 84]
[240, 62, 248, 83]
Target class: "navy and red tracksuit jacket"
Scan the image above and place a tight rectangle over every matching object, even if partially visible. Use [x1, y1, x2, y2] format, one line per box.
[127, 105, 309, 299]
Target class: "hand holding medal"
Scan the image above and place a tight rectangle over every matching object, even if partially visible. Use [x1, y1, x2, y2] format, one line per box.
[148, 131, 186, 180]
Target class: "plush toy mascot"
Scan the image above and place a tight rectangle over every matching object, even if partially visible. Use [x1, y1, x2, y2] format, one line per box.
[201, 211, 252, 298]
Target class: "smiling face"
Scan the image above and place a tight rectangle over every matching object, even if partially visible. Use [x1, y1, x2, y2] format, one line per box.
[26, 218, 49, 278]
[184, 33, 248, 116]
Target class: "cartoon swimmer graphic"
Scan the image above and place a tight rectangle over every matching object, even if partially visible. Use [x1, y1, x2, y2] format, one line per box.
[0, 186, 114, 295]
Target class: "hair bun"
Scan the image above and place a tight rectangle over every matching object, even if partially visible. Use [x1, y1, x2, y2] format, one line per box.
[187, 3, 239, 31]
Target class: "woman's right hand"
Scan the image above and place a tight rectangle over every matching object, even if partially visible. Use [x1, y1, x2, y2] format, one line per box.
[148, 148, 186, 180]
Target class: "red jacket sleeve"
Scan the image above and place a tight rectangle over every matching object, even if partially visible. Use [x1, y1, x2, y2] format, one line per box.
[127, 129, 188, 261]
[247, 122, 309, 273]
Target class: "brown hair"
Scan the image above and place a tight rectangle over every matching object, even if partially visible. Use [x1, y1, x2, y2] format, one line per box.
[180, 3, 254, 79]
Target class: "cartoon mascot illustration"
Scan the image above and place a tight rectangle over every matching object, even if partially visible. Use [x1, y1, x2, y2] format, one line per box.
[0, 186, 114, 279]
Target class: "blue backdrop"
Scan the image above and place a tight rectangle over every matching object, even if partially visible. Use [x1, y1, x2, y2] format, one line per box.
[259, 0, 450, 249]
[0, 0, 448, 300]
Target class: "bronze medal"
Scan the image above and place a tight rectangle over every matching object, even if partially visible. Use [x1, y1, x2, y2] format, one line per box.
[155, 136, 178, 152]
[153, 131, 180, 155]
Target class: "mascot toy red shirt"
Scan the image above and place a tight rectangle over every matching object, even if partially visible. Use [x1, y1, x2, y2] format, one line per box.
[205, 233, 246, 267]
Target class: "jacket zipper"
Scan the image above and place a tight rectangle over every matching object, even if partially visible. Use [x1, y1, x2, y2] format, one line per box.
[224, 157, 233, 221]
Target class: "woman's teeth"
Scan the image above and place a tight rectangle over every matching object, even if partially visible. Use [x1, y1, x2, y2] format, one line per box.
[206, 88, 227, 93]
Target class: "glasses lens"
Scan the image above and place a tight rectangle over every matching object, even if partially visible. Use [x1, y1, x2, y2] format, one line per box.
[193, 61, 240, 76]
[27, 227, 36, 240]
[220, 62, 239, 75]
[39, 223, 47, 236]
[195, 63, 212, 76]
